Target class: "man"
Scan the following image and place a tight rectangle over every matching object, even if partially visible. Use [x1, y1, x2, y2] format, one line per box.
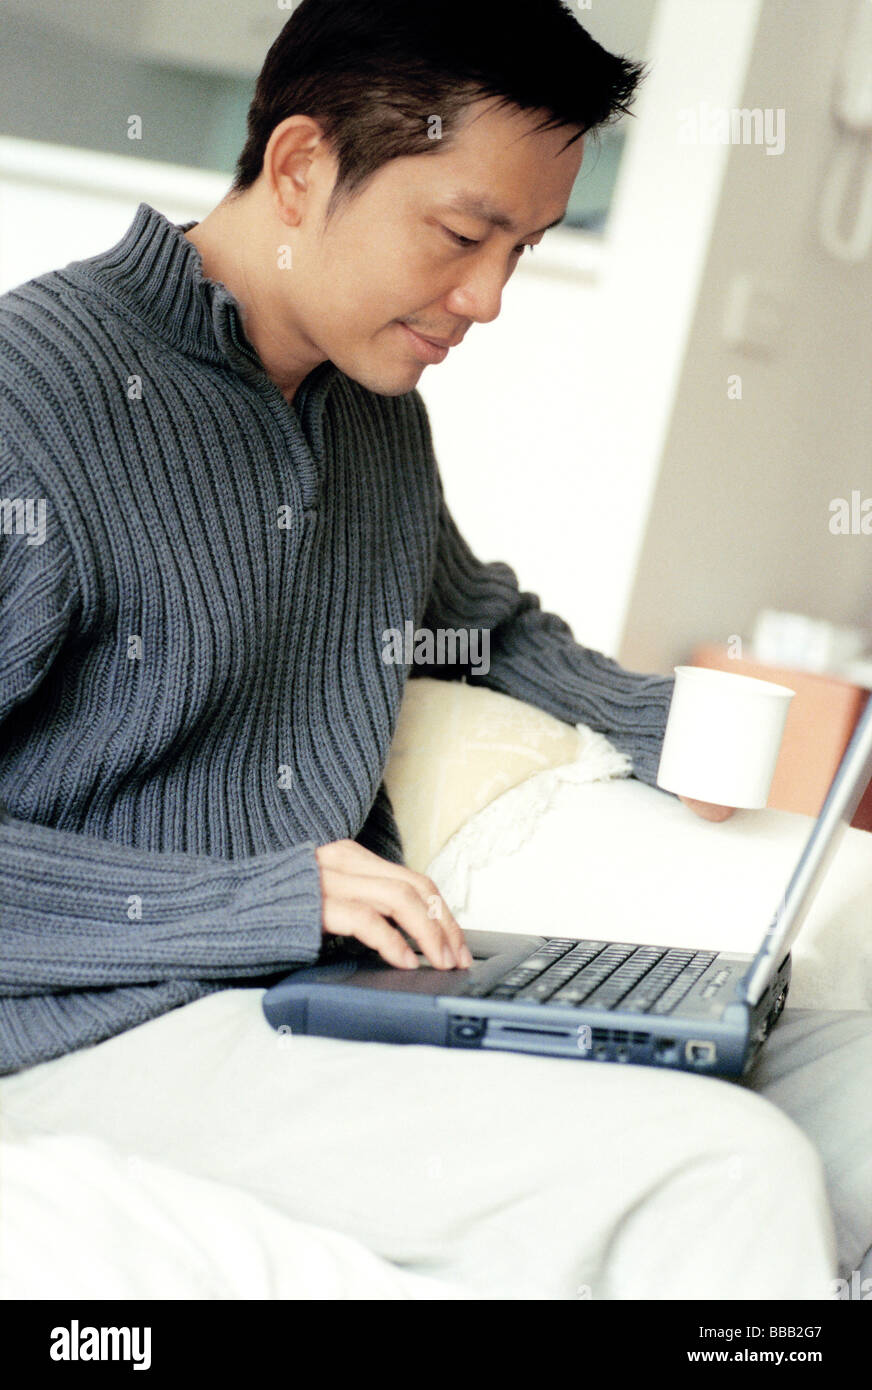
[1, 0, 870, 1299]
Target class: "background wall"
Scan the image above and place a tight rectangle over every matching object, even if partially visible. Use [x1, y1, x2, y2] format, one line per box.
[0, 6, 254, 174]
[620, 0, 872, 671]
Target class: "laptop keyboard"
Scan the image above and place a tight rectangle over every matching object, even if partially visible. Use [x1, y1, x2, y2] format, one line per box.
[460, 939, 718, 1015]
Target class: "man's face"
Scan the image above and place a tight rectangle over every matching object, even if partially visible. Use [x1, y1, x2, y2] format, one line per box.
[287, 99, 585, 395]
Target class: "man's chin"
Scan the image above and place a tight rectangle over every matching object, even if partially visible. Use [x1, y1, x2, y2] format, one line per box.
[338, 355, 425, 397]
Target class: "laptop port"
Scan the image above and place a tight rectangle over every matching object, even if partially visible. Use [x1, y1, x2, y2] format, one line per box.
[449, 1016, 486, 1045]
[685, 1039, 717, 1066]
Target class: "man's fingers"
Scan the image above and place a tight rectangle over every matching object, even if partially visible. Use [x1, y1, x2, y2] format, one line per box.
[678, 795, 735, 822]
[321, 899, 419, 970]
[316, 841, 470, 964]
[321, 870, 457, 970]
[422, 888, 472, 967]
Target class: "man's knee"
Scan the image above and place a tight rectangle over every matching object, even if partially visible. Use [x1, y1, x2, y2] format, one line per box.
[701, 1081, 830, 1214]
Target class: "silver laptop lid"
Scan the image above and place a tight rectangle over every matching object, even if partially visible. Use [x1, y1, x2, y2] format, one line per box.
[742, 693, 872, 1005]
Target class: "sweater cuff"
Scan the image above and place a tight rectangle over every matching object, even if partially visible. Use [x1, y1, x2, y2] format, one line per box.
[605, 674, 676, 790]
[230, 843, 323, 960]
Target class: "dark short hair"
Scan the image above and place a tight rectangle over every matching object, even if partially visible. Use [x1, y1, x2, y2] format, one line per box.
[231, 0, 646, 219]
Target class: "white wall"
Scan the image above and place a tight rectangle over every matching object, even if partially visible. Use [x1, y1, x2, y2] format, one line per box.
[0, 139, 229, 289]
[620, 0, 872, 673]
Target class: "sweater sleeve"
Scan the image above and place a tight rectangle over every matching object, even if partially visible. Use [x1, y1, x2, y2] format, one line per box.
[410, 398, 676, 789]
[0, 449, 324, 996]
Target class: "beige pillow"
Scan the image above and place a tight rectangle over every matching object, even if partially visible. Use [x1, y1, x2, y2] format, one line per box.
[383, 678, 582, 872]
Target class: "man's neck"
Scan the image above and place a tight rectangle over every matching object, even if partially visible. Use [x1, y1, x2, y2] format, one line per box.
[183, 196, 324, 405]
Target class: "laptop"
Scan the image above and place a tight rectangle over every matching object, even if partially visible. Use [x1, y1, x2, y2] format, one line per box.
[263, 695, 872, 1078]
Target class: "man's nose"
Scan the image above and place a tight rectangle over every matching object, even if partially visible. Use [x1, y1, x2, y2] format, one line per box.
[446, 258, 507, 325]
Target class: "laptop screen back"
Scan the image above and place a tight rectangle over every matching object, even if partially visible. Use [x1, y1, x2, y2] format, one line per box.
[742, 694, 872, 1005]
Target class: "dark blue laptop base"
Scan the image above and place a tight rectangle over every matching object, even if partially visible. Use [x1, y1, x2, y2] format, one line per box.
[262, 930, 791, 1078]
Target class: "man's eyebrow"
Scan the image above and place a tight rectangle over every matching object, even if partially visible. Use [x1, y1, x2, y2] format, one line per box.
[440, 192, 566, 236]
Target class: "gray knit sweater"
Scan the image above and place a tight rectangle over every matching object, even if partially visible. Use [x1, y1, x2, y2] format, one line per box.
[0, 202, 675, 1074]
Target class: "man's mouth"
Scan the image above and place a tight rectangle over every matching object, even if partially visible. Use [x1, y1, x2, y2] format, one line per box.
[397, 322, 456, 365]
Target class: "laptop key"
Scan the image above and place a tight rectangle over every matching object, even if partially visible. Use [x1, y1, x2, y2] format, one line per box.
[500, 969, 544, 987]
[514, 975, 574, 1002]
[514, 962, 608, 1002]
[649, 955, 718, 1014]
[524, 945, 637, 1004]
[586, 950, 714, 1013]
[514, 947, 574, 973]
[469, 942, 711, 1008]
[614, 966, 694, 1012]
[460, 980, 497, 998]
[469, 940, 612, 1001]
[563, 947, 666, 1006]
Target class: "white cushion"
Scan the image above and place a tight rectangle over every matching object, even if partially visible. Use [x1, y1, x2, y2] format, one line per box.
[384, 678, 595, 872]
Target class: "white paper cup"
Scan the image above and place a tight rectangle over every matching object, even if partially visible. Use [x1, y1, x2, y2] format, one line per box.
[657, 666, 796, 809]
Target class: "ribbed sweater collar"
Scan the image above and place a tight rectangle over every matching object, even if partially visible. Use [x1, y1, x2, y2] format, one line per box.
[66, 201, 337, 411]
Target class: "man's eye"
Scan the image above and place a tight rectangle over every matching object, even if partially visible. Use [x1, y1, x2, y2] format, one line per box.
[442, 226, 479, 248]
[441, 226, 537, 256]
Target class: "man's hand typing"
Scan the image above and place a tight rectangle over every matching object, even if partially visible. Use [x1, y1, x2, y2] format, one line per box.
[315, 840, 473, 971]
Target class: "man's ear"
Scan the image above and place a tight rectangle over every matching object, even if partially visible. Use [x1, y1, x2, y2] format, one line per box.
[264, 115, 329, 230]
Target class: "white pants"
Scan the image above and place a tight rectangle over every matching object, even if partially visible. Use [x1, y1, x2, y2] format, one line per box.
[1, 990, 871, 1300]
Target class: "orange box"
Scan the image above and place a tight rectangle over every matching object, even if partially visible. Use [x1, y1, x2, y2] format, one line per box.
[690, 644, 872, 830]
